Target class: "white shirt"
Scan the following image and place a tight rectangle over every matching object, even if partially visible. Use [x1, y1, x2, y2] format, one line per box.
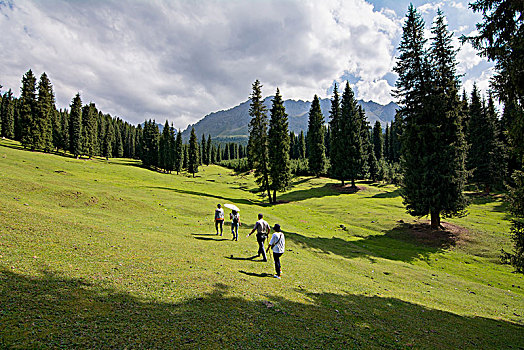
[215, 208, 224, 220]
[269, 231, 285, 254]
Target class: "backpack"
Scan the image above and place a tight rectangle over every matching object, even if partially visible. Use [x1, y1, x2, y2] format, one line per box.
[232, 213, 239, 224]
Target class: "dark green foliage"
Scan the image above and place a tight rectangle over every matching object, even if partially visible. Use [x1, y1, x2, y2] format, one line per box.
[298, 131, 306, 159]
[174, 129, 183, 174]
[1, 89, 15, 139]
[188, 127, 199, 177]
[19, 70, 37, 149]
[268, 88, 291, 203]
[247, 80, 271, 201]
[219, 158, 250, 173]
[204, 135, 212, 165]
[34, 73, 54, 152]
[159, 120, 171, 172]
[81, 103, 98, 158]
[307, 94, 327, 177]
[358, 105, 371, 179]
[467, 87, 505, 192]
[200, 134, 207, 165]
[501, 171, 524, 272]
[69, 93, 83, 158]
[372, 121, 383, 161]
[103, 120, 114, 159]
[394, 6, 467, 229]
[141, 120, 159, 167]
[330, 82, 363, 187]
[114, 121, 124, 158]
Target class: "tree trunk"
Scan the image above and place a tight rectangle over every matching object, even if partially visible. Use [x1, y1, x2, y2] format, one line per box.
[273, 190, 277, 204]
[341, 179, 345, 186]
[430, 210, 440, 230]
[351, 178, 356, 188]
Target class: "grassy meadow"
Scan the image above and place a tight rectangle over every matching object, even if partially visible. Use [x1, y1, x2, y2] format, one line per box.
[0, 138, 522, 349]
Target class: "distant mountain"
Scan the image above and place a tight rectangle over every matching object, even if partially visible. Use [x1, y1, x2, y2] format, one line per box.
[182, 97, 398, 141]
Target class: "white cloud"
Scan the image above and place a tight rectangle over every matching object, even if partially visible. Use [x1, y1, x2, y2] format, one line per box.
[0, 0, 443, 130]
[419, 2, 444, 14]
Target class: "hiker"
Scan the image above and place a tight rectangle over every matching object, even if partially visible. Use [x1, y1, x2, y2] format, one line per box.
[267, 224, 285, 279]
[230, 210, 241, 241]
[247, 213, 271, 261]
[214, 204, 224, 236]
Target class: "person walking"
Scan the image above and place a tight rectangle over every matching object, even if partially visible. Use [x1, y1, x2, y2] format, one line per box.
[267, 224, 285, 278]
[230, 210, 241, 241]
[247, 213, 271, 262]
[214, 204, 224, 236]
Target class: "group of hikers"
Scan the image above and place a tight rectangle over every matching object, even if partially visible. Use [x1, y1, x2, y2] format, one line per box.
[214, 204, 285, 279]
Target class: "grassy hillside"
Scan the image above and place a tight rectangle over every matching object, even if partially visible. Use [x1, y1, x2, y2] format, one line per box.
[0, 139, 522, 349]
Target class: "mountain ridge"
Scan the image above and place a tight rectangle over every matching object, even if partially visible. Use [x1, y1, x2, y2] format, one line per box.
[181, 97, 399, 141]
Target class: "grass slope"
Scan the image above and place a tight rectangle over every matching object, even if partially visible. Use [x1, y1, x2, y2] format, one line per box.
[0, 139, 522, 349]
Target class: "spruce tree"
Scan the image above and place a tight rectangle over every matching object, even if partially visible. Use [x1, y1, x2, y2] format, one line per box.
[103, 120, 114, 159]
[298, 131, 306, 159]
[358, 105, 370, 180]
[201, 134, 207, 165]
[330, 82, 363, 187]
[174, 129, 183, 174]
[307, 95, 327, 176]
[394, 6, 467, 229]
[205, 135, 212, 165]
[1, 89, 15, 139]
[81, 103, 98, 158]
[114, 121, 124, 158]
[69, 93, 83, 158]
[268, 88, 291, 203]
[372, 121, 384, 161]
[34, 72, 54, 151]
[247, 80, 271, 200]
[19, 69, 37, 149]
[159, 120, 170, 172]
[188, 127, 199, 177]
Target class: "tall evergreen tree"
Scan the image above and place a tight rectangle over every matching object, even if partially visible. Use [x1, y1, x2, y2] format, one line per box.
[81, 103, 98, 158]
[394, 6, 467, 229]
[103, 120, 114, 159]
[247, 80, 271, 200]
[141, 120, 159, 168]
[1, 89, 15, 139]
[188, 127, 199, 177]
[69, 93, 83, 158]
[467, 86, 504, 192]
[174, 129, 183, 174]
[298, 131, 306, 159]
[307, 94, 327, 176]
[114, 121, 124, 158]
[34, 72, 54, 151]
[19, 69, 37, 149]
[159, 120, 171, 171]
[200, 134, 207, 165]
[268, 88, 291, 203]
[330, 82, 363, 186]
[205, 135, 212, 165]
[372, 121, 384, 161]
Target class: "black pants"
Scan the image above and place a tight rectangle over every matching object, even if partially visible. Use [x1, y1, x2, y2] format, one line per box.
[215, 220, 223, 234]
[257, 235, 267, 261]
[273, 252, 283, 276]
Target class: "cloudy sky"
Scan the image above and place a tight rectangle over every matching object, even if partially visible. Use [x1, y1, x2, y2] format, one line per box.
[0, 0, 492, 130]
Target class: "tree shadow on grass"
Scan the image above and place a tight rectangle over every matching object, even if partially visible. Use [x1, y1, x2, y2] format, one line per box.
[0, 268, 522, 349]
[371, 188, 401, 199]
[149, 186, 265, 207]
[284, 223, 463, 264]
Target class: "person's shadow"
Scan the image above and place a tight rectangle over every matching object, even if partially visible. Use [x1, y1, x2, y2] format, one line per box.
[238, 270, 273, 278]
[225, 255, 258, 261]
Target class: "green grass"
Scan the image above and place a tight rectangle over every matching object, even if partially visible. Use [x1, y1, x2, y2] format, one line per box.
[0, 138, 522, 349]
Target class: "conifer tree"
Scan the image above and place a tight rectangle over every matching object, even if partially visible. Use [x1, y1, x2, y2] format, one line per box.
[19, 69, 37, 149]
[81, 103, 98, 158]
[114, 121, 124, 158]
[205, 135, 212, 165]
[298, 131, 306, 159]
[358, 105, 370, 180]
[200, 134, 207, 165]
[247, 80, 271, 200]
[268, 88, 291, 203]
[394, 6, 467, 229]
[330, 82, 362, 186]
[384, 124, 390, 161]
[1, 89, 15, 139]
[69, 93, 83, 158]
[307, 95, 327, 176]
[174, 129, 183, 174]
[159, 120, 170, 171]
[34, 72, 54, 151]
[372, 121, 384, 161]
[188, 127, 199, 177]
[103, 120, 114, 160]
[166, 124, 176, 173]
